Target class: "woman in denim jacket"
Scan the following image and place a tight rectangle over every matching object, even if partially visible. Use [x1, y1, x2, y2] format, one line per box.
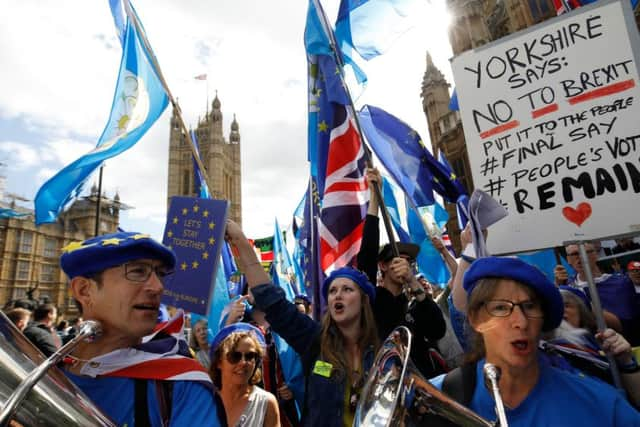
[225, 220, 379, 426]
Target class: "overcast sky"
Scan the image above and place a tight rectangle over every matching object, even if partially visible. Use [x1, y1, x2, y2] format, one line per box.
[0, 0, 453, 240]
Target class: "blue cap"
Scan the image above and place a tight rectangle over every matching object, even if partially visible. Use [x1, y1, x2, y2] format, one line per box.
[463, 257, 563, 331]
[322, 266, 376, 303]
[60, 232, 176, 279]
[210, 323, 266, 361]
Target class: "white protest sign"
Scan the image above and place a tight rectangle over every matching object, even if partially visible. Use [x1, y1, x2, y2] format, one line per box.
[451, 0, 640, 254]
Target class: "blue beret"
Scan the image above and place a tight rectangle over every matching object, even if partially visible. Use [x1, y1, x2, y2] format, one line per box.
[60, 232, 176, 279]
[463, 257, 563, 331]
[322, 266, 376, 304]
[210, 322, 266, 360]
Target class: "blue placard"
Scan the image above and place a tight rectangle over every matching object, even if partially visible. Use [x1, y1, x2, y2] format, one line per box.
[161, 196, 229, 315]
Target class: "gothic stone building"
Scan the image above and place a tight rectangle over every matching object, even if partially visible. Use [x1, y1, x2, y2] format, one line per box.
[0, 188, 120, 315]
[167, 93, 242, 226]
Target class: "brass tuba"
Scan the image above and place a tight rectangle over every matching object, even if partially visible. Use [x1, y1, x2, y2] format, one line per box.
[0, 311, 115, 426]
[354, 326, 495, 427]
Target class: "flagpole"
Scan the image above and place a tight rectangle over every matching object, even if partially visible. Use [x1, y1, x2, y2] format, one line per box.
[308, 176, 321, 320]
[123, 1, 213, 195]
[93, 165, 104, 237]
[310, 0, 399, 257]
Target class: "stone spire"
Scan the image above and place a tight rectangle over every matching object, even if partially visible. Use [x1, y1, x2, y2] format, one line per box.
[230, 114, 240, 144]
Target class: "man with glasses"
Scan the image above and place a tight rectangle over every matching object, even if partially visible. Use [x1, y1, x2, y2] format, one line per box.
[555, 242, 639, 345]
[59, 232, 223, 426]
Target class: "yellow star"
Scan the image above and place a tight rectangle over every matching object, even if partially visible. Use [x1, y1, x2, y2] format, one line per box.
[203, 210, 209, 218]
[192, 261, 199, 269]
[193, 205, 200, 213]
[62, 241, 89, 253]
[209, 222, 215, 230]
[450, 172, 457, 180]
[182, 208, 188, 215]
[181, 262, 188, 271]
[318, 121, 328, 132]
[101, 238, 122, 246]
[173, 216, 179, 224]
[208, 237, 215, 245]
[202, 251, 209, 260]
[131, 234, 150, 240]
[167, 230, 173, 238]
[168, 245, 173, 250]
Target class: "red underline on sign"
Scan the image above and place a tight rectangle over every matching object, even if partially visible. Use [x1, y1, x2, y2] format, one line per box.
[479, 120, 520, 139]
[531, 103, 559, 118]
[568, 79, 636, 105]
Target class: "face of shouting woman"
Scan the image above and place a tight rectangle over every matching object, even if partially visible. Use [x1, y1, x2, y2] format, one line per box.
[327, 277, 363, 327]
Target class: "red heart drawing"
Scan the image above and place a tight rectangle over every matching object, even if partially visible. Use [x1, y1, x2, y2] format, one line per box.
[562, 203, 592, 227]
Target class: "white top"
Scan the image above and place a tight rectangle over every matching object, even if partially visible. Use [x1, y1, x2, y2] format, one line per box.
[235, 386, 270, 427]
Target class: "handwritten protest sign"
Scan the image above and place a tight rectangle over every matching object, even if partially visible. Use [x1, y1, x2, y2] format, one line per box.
[451, 0, 640, 254]
[161, 196, 228, 315]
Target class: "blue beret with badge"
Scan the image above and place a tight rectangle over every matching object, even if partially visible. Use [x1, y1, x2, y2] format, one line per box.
[463, 256, 563, 331]
[60, 232, 176, 279]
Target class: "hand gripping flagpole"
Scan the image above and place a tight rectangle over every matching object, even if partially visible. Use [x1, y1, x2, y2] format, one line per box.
[123, 1, 213, 196]
[310, 0, 399, 258]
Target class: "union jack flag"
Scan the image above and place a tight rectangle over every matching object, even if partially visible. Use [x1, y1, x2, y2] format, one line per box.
[75, 310, 212, 389]
[305, 1, 368, 276]
[312, 56, 368, 274]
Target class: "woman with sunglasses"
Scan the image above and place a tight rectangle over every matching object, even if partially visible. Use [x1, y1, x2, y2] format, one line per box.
[225, 220, 379, 427]
[209, 323, 280, 427]
[431, 256, 640, 426]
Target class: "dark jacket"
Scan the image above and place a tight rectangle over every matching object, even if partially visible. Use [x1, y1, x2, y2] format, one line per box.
[252, 283, 375, 427]
[357, 214, 447, 378]
[23, 322, 58, 357]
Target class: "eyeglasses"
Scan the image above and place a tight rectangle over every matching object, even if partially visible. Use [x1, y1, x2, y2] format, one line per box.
[124, 262, 174, 283]
[226, 351, 259, 364]
[483, 299, 544, 318]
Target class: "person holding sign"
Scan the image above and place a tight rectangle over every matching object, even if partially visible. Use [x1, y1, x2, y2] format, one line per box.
[59, 232, 224, 427]
[225, 219, 379, 427]
[432, 256, 640, 426]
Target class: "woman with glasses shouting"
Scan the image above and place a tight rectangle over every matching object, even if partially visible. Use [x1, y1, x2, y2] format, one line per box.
[209, 323, 280, 427]
[430, 256, 640, 426]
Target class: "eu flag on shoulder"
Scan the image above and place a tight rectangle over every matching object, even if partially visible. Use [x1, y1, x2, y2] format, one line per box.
[34, 1, 168, 224]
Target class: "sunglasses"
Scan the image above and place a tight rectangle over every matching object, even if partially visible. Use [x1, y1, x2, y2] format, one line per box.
[226, 350, 259, 364]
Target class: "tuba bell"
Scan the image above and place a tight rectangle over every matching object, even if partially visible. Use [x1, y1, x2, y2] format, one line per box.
[354, 326, 495, 427]
[0, 311, 115, 426]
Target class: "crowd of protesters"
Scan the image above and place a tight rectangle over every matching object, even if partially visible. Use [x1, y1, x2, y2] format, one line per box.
[3, 173, 640, 425]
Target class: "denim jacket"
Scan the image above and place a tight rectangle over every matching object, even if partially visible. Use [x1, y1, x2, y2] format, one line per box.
[252, 283, 375, 427]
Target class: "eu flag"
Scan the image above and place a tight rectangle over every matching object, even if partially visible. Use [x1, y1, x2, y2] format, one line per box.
[34, 2, 168, 224]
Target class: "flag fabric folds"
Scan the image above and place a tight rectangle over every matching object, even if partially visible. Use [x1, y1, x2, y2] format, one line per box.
[0, 208, 29, 219]
[34, 3, 168, 224]
[271, 218, 299, 301]
[552, 0, 637, 14]
[305, 1, 369, 275]
[382, 177, 451, 286]
[359, 104, 468, 206]
[190, 130, 211, 199]
[335, 0, 421, 60]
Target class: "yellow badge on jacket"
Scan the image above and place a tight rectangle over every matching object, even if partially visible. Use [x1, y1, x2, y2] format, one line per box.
[313, 360, 333, 378]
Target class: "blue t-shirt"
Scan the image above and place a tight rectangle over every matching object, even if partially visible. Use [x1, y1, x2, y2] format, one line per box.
[65, 373, 221, 427]
[431, 357, 640, 426]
